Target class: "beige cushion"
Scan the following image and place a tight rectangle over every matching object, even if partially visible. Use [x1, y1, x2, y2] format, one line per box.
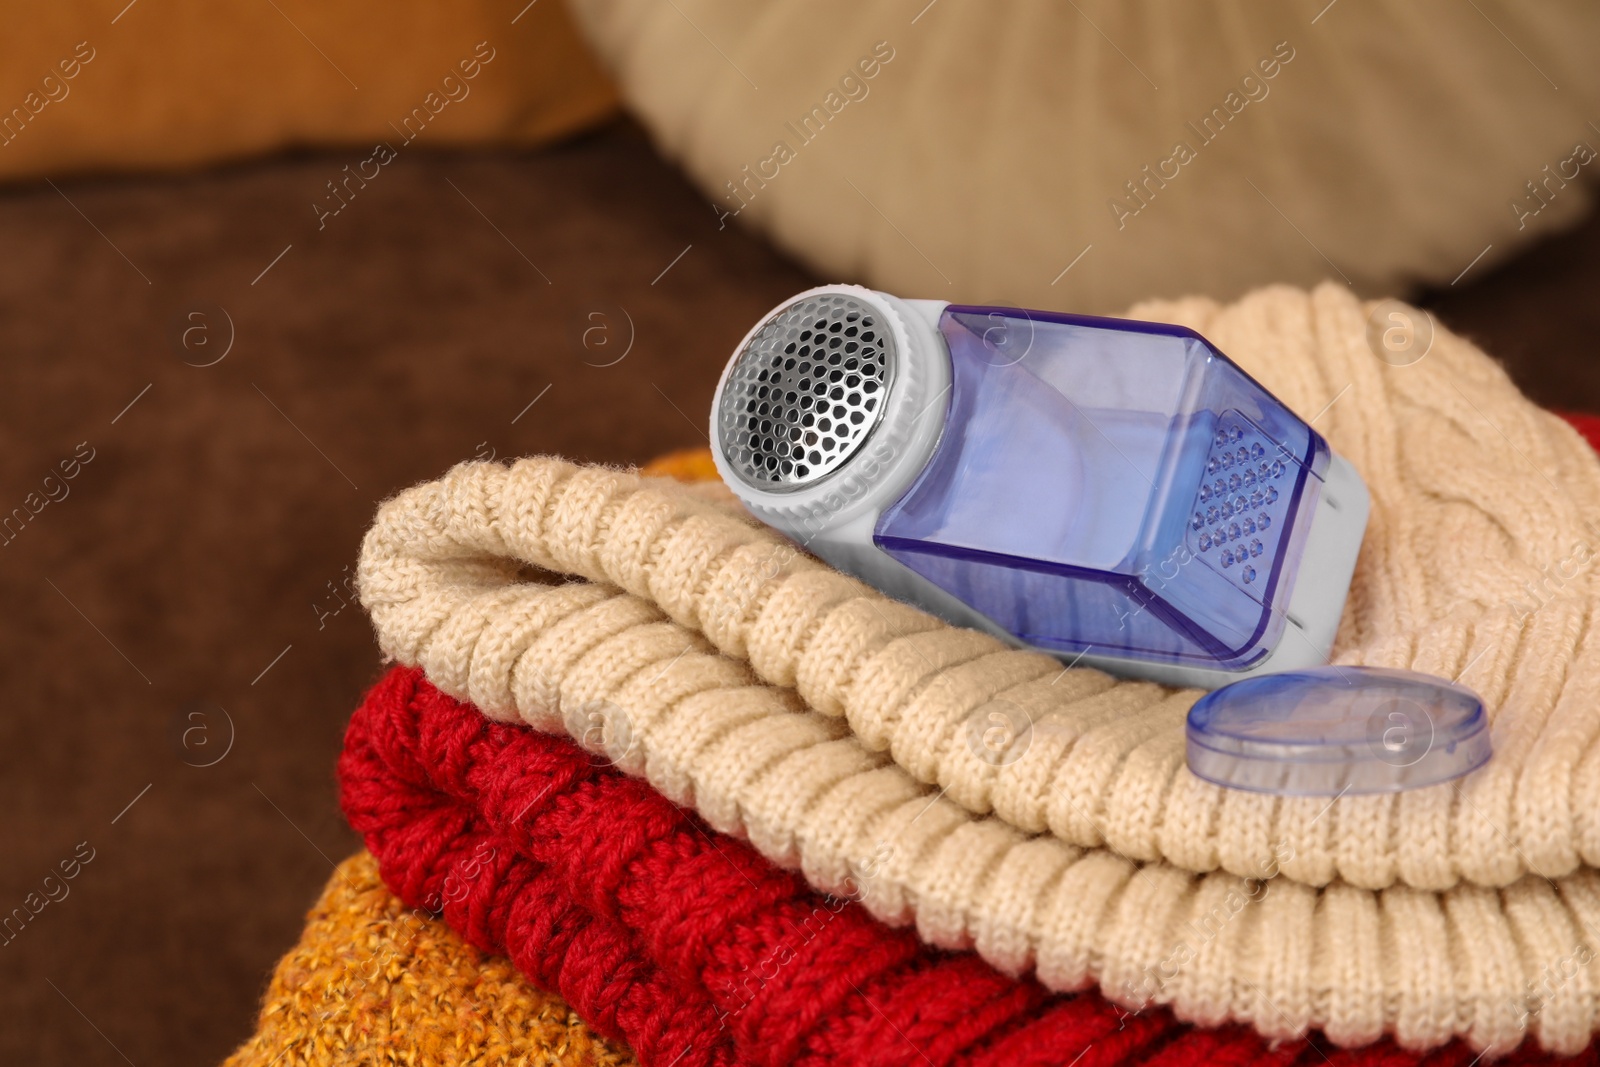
[567, 0, 1600, 313]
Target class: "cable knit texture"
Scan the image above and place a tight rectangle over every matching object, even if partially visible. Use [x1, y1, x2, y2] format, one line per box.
[357, 284, 1600, 1050]
[221, 850, 635, 1067]
[339, 666, 1597, 1067]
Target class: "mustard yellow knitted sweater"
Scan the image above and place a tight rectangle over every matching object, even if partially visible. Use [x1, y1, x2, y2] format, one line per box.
[223, 852, 634, 1067]
[358, 283, 1600, 1053]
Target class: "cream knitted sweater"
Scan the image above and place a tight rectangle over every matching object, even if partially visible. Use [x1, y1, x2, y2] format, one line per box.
[358, 284, 1600, 1053]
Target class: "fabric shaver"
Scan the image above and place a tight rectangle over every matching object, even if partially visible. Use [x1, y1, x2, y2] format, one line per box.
[709, 285, 1370, 690]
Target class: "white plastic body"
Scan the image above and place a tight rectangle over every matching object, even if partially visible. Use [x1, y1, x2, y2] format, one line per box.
[709, 285, 1371, 691]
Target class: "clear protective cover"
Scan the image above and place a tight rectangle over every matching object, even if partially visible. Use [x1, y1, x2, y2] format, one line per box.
[1184, 666, 1491, 795]
[873, 305, 1330, 669]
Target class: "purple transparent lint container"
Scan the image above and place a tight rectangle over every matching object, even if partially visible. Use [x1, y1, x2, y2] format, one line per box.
[711, 286, 1370, 690]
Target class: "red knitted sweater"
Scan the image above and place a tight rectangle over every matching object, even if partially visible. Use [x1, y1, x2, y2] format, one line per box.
[338, 666, 1589, 1067]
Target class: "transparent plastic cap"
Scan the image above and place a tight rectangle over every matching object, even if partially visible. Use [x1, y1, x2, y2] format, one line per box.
[1185, 666, 1492, 796]
[873, 305, 1330, 670]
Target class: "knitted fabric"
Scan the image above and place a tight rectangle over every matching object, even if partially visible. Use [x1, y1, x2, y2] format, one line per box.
[221, 850, 634, 1067]
[340, 664, 1592, 1067]
[362, 281, 1600, 894]
[356, 284, 1600, 1050]
[641, 447, 727, 484]
[1563, 414, 1600, 457]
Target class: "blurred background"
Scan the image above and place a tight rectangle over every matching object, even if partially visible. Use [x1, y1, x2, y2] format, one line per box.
[0, 1, 1596, 1063]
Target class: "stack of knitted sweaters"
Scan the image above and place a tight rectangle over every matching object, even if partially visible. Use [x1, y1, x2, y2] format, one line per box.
[226, 283, 1600, 1066]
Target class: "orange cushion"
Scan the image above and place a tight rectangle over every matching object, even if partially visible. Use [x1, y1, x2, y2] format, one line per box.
[0, 1, 617, 181]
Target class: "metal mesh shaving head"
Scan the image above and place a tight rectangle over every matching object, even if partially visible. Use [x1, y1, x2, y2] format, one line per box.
[717, 293, 895, 491]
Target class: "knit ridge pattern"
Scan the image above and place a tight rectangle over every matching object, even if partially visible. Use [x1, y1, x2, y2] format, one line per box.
[339, 665, 1588, 1067]
[221, 849, 635, 1067]
[357, 284, 1600, 1050]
